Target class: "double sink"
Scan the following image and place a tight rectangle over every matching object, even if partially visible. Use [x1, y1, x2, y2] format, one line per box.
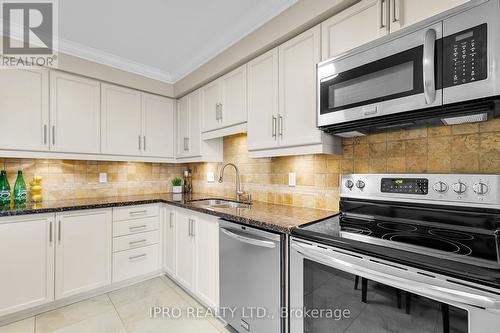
[188, 198, 251, 209]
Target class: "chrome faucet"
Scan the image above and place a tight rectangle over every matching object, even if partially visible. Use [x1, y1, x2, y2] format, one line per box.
[218, 163, 251, 203]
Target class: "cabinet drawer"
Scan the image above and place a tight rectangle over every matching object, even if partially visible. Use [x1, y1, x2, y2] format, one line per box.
[113, 230, 159, 253]
[113, 204, 159, 221]
[113, 217, 159, 237]
[112, 244, 159, 283]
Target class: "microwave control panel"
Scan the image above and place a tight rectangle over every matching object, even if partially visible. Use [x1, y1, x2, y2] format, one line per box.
[443, 23, 487, 88]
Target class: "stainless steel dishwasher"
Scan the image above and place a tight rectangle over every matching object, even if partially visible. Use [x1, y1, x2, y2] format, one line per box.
[219, 219, 283, 333]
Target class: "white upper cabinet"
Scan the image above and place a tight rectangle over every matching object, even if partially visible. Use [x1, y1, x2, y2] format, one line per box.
[101, 83, 142, 156]
[390, 0, 469, 32]
[0, 214, 54, 317]
[321, 0, 389, 60]
[55, 209, 112, 300]
[176, 95, 190, 158]
[201, 80, 222, 132]
[142, 93, 175, 158]
[220, 65, 247, 128]
[201, 65, 248, 138]
[278, 25, 322, 148]
[247, 48, 280, 151]
[49, 71, 101, 154]
[177, 90, 202, 158]
[0, 69, 49, 152]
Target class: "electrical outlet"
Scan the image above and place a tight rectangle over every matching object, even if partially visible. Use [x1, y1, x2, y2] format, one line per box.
[288, 172, 296, 187]
[99, 173, 107, 183]
[207, 171, 215, 183]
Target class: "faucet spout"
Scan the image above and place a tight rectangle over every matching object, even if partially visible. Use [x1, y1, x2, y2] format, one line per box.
[218, 163, 251, 203]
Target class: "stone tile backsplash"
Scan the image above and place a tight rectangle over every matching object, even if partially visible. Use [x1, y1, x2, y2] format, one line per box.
[1, 118, 499, 211]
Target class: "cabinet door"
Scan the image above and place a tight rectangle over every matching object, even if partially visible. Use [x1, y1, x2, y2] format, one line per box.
[0, 215, 54, 316]
[142, 93, 175, 158]
[175, 210, 195, 290]
[0, 69, 49, 151]
[49, 71, 100, 154]
[163, 207, 176, 276]
[390, 0, 468, 32]
[176, 95, 190, 158]
[321, 0, 389, 60]
[278, 25, 322, 148]
[221, 65, 247, 127]
[188, 90, 202, 157]
[55, 209, 112, 299]
[101, 83, 142, 156]
[201, 80, 222, 132]
[247, 48, 279, 151]
[194, 216, 219, 309]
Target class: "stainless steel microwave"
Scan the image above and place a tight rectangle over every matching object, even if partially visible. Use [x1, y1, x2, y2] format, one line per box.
[317, 0, 500, 136]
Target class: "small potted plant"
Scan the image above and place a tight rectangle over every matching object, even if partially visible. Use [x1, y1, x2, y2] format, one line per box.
[171, 177, 182, 194]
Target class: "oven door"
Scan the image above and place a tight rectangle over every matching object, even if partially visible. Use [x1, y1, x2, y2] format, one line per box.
[290, 239, 500, 333]
[317, 22, 443, 129]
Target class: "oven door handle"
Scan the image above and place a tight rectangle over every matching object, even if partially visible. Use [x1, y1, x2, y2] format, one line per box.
[221, 227, 276, 249]
[423, 28, 437, 105]
[292, 242, 500, 310]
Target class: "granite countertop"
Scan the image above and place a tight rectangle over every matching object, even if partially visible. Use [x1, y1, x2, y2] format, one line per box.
[0, 193, 337, 233]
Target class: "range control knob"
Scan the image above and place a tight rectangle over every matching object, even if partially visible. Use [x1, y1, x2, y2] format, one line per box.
[345, 179, 354, 189]
[356, 180, 365, 189]
[433, 181, 448, 193]
[452, 182, 467, 194]
[473, 182, 489, 195]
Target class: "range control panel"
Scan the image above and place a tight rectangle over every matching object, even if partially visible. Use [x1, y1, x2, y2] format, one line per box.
[381, 178, 428, 195]
[443, 23, 487, 88]
[341, 174, 500, 209]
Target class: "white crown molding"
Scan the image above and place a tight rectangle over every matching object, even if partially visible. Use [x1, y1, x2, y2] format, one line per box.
[58, 38, 174, 84]
[169, 0, 299, 82]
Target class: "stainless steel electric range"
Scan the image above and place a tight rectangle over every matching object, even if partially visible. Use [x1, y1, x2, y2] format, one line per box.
[290, 174, 500, 333]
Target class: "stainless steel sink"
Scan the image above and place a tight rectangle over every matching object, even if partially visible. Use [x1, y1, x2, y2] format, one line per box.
[188, 199, 250, 209]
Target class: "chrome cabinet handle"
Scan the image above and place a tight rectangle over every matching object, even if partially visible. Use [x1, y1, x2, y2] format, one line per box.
[188, 219, 192, 236]
[129, 210, 147, 216]
[272, 116, 277, 138]
[143, 136, 146, 151]
[49, 221, 53, 244]
[379, 0, 385, 29]
[216, 103, 220, 121]
[129, 239, 147, 246]
[219, 103, 223, 122]
[183, 137, 189, 151]
[170, 212, 174, 228]
[191, 219, 195, 237]
[278, 115, 283, 137]
[52, 125, 55, 145]
[129, 225, 147, 230]
[392, 0, 399, 23]
[423, 28, 437, 104]
[138, 135, 142, 151]
[129, 253, 147, 261]
[43, 125, 47, 145]
[58, 220, 61, 242]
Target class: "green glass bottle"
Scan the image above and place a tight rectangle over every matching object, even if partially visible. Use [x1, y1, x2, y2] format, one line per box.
[0, 170, 11, 206]
[13, 170, 27, 204]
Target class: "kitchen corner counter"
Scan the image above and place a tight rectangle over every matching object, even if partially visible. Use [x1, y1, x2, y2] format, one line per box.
[0, 193, 338, 233]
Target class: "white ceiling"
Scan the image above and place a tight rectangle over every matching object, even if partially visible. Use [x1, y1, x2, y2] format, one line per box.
[58, 0, 298, 83]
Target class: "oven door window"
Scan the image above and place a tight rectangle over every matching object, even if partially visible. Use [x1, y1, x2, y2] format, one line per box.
[303, 259, 468, 333]
[320, 46, 425, 115]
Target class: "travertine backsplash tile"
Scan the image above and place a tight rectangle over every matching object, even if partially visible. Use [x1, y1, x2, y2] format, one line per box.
[0, 159, 185, 201]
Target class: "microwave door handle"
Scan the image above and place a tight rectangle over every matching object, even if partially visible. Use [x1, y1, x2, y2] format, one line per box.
[423, 28, 437, 104]
[292, 242, 500, 310]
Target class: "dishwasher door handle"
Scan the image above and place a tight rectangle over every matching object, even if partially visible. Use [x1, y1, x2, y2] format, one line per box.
[221, 227, 276, 249]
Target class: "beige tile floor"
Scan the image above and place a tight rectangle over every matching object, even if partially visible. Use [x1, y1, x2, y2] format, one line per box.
[0, 276, 232, 333]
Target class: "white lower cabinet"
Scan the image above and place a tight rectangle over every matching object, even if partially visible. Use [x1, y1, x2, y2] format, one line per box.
[0, 214, 55, 317]
[174, 209, 196, 290]
[163, 206, 176, 276]
[55, 209, 112, 300]
[112, 204, 161, 283]
[169, 206, 219, 309]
